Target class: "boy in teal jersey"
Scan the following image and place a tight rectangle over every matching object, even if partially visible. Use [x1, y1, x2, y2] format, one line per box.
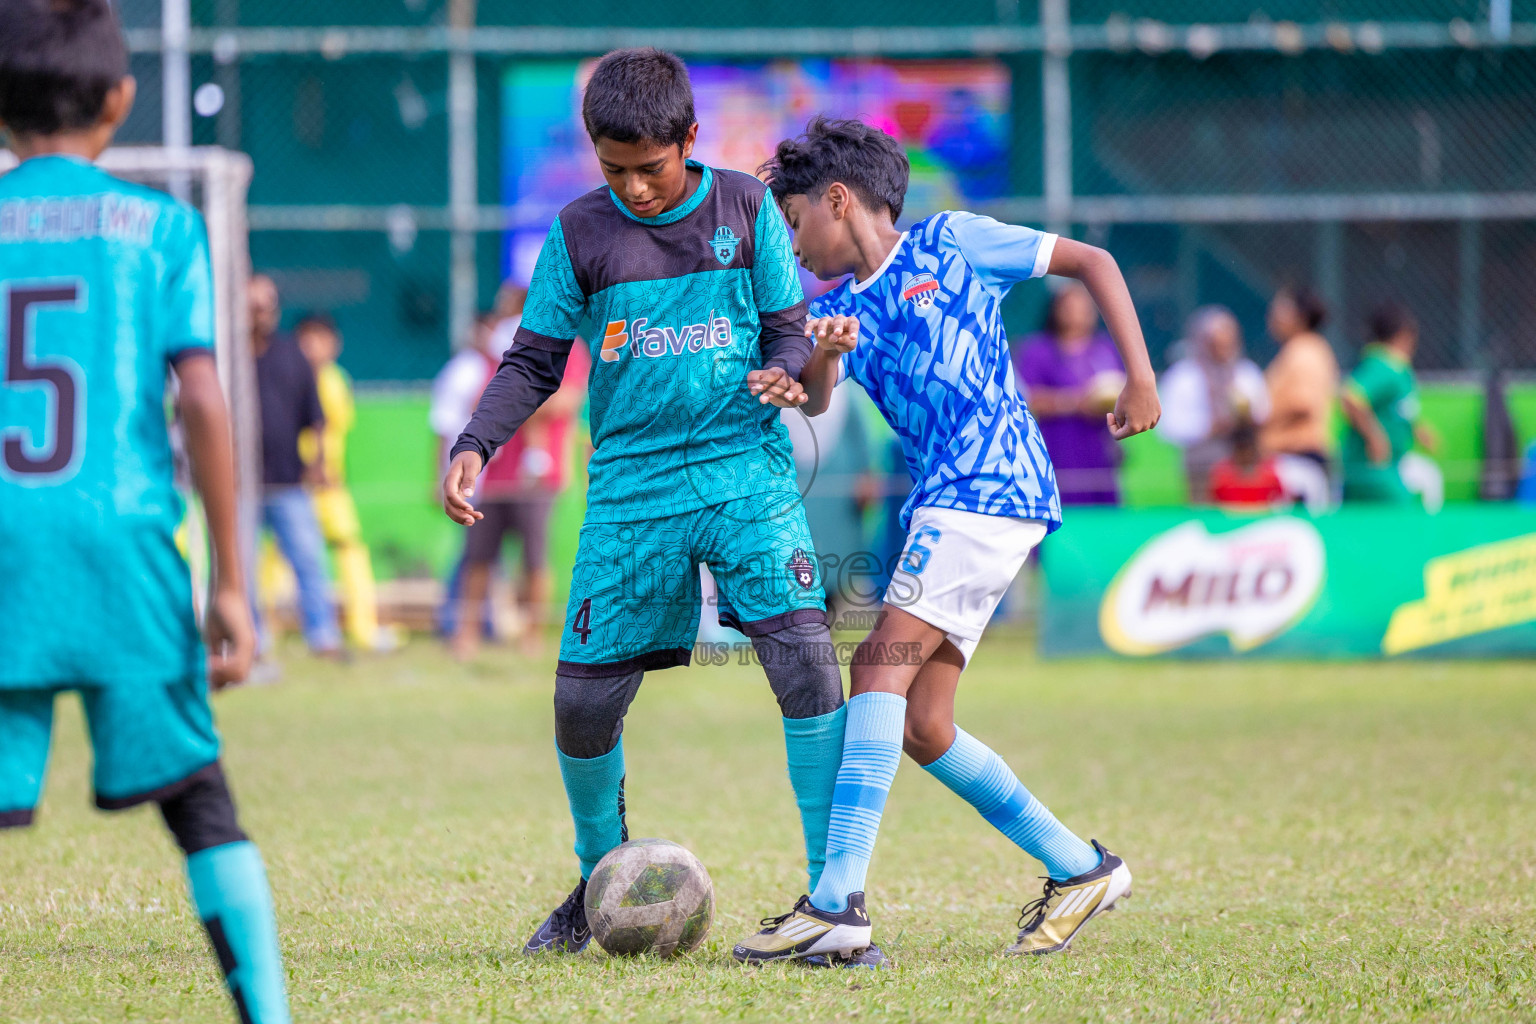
[443, 48, 864, 962]
[1341, 303, 1435, 503]
[0, 2, 289, 1020]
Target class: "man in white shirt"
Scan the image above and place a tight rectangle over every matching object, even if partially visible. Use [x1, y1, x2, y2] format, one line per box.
[1158, 305, 1270, 502]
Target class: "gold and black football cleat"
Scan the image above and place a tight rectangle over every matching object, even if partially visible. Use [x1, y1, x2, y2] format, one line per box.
[1006, 840, 1132, 956]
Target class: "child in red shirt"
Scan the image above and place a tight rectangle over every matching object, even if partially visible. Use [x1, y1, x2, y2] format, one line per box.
[1209, 419, 1286, 508]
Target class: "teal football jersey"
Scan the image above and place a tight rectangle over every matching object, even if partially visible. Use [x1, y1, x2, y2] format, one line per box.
[0, 155, 214, 687]
[516, 162, 806, 522]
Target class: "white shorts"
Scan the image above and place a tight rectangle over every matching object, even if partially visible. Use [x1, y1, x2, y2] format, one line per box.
[883, 506, 1049, 666]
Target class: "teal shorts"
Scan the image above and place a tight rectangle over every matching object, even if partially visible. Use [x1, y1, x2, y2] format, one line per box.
[0, 676, 221, 826]
[557, 495, 827, 676]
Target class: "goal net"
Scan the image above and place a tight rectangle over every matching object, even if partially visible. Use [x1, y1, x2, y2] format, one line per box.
[0, 146, 260, 599]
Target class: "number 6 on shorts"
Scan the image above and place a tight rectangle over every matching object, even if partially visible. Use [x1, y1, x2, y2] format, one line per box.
[902, 525, 942, 575]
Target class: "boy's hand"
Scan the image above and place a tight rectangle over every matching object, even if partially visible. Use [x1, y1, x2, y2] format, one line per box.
[747, 366, 807, 407]
[443, 450, 486, 525]
[205, 586, 256, 690]
[806, 315, 860, 355]
[1107, 376, 1162, 440]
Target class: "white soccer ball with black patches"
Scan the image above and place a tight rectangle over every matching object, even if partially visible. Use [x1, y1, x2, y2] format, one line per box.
[584, 838, 714, 958]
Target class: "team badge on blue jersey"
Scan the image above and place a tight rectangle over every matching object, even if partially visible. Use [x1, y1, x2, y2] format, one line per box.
[711, 225, 741, 266]
[901, 272, 940, 309]
[786, 548, 816, 589]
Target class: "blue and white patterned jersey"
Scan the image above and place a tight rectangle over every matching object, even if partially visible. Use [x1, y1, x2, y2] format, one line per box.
[810, 211, 1062, 532]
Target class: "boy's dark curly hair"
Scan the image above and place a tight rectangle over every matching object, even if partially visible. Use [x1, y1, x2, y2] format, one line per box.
[760, 116, 909, 222]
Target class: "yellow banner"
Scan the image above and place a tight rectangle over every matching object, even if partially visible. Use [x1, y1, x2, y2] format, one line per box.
[1382, 533, 1536, 655]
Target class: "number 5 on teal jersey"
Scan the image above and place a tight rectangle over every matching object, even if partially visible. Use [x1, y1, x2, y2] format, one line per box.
[2, 281, 86, 483]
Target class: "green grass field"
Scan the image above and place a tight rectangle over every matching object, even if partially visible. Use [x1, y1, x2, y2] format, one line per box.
[3, 635, 1534, 1023]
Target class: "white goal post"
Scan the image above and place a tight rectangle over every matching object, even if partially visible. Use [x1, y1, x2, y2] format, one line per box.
[0, 146, 261, 593]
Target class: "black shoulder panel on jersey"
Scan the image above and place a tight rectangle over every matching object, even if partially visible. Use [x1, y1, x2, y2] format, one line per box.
[558, 168, 765, 297]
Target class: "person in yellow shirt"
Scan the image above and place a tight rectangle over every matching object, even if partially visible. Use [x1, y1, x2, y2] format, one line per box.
[296, 314, 398, 653]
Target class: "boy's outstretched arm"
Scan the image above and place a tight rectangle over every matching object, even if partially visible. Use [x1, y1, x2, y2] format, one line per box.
[174, 353, 255, 688]
[445, 216, 584, 525]
[744, 191, 814, 411]
[1047, 237, 1161, 439]
[443, 341, 570, 525]
[795, 315, 859, 417]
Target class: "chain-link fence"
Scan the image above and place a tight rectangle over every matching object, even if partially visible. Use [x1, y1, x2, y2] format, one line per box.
[111, 0, 1536, 380]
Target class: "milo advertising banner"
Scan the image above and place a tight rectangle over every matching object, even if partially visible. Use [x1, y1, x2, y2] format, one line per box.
[1039, 507, 1536, 658]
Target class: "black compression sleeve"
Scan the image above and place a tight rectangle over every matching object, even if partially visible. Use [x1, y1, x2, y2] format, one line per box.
[159, 763, 247, 855]
[759, 299, 812, 380]
[450, 329, 572, 463]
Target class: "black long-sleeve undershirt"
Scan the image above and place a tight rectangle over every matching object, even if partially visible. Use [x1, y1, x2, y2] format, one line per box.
[450, 329, 571, 465]
[758, 299, 812, 379]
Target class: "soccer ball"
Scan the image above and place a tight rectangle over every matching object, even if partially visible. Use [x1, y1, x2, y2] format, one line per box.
[584, 838, 714, 958]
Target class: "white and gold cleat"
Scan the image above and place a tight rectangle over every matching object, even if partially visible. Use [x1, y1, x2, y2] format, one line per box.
[1006, 840, 1132, 956]
[732, 893, 874, 964]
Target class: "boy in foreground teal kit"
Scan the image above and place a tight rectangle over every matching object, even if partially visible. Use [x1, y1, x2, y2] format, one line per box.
[0, 2, 289, 1019]
[443, 49, 866, 964]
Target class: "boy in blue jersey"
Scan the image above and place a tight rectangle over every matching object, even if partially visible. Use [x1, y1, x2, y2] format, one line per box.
[0, 2, 289, 1020]
[735, 118, 1161, 963]
[442, 50, 865, 962]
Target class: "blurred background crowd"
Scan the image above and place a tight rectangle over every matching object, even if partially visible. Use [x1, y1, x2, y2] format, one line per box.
[99, 0, 1536, 658]
[244, 265, 1534, 657]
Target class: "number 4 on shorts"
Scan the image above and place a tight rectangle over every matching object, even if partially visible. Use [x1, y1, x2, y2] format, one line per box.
[572, 598, 593, 645]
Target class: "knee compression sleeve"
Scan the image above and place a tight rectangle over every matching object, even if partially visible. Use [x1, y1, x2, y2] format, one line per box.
[159, 763, 248, 856]
[552, 669, 644, 759]
[753, 622, 845, 720]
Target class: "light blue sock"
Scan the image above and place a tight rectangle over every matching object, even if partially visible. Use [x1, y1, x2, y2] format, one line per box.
[922, 726, 1100, 881]
[810, 691, 907, 914]
[556, 739, 627, 878]
[185, 840, 290, 1024]
[782, 704, 846, 893]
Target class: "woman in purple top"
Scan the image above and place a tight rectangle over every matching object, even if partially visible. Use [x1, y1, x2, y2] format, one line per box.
[1013, 283, 1127, 505]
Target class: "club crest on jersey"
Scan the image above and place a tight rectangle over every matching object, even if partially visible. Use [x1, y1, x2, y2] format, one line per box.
[901, 273, 940, 309]
[787, 548, 817, 590]
[710, 225, 741, 266]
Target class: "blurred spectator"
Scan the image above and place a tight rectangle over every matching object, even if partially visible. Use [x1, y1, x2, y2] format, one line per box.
[1260, 285, 1338, 506]
[1341, 303, 1438, 505]
[1158, 306, 1271, 503]
[431, 306, 515, 642]
[447, 302, 589, 661]
[1209, 417, 1286, 509]
[493, 278, 528, 323]
[295, 314, 399, 653]
[250, 275, 342, 656]
[1479, 372, 1521, 501]
[1014, 283, 1126, 505]
[782, 386, 878, 622]
[432, 310, 510, 472]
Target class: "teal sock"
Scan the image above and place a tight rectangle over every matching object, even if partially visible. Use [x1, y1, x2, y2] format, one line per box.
[810, 691, 908, 914]
[923, 726, 1100, 881]
[782, 704, 846, 893]
[556, 739, 628, 878]
[185, 840, 289, 1024]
